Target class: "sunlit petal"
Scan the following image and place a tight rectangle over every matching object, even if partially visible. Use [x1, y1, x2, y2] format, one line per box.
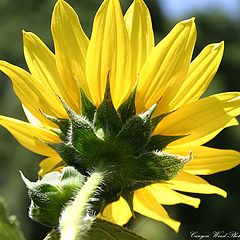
[154, 92, 240, 147]
[23, 31, 74, 114]
[155, 42, 224, 115]
[167, 146, 240, 175]
[167, 171, 227, 198]
[0, 61, 64, 127]
[86, 0, 133, 109]
[136, 18, 196, 113]
[22, 105, 43, 127]
[100, 197, 132, 225]
[38, 157, 63, 176]
[134, 189, 180, 232]
[145, 183, 200, 208]
[51, 0, 89, 112]
[0, 116, 60, 156]
[124, 0, 154, 77]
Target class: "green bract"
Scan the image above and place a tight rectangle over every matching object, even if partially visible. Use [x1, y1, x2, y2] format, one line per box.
[46, 87, 191, 209]
[21, 167, 84, 227]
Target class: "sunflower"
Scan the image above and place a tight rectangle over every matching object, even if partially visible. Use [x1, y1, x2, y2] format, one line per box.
[0, 0, 239, 232]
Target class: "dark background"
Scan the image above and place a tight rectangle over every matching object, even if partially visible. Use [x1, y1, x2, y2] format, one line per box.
[0, 0, 239, 239]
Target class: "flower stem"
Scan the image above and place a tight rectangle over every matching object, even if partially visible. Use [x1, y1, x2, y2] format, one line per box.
[59, 172, 104, 240]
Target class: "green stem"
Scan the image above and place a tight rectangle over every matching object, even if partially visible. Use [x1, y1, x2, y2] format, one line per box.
[59, 172, 104, 240]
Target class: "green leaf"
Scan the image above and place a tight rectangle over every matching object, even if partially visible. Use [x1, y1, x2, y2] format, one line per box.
[87, 219, 148, 240]
[0, 198, 24, 240]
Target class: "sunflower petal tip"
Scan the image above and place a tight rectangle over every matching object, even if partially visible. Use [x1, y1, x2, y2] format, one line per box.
[222, 190, 227, 198]
[179, 17, 196, 29]
[173, 221, 181, 233]
[194, 198, 201, 208]
[212, 41, 224, 51]
[55, 0, 64, 8]
[183, 17, 195, 23]
[22, 31, 31, 39]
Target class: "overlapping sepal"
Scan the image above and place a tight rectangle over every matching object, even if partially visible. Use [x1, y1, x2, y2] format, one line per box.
[43, 89, 192, 211]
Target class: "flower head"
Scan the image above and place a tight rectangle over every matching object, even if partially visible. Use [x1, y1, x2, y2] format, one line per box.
[0, 0, 240, 232]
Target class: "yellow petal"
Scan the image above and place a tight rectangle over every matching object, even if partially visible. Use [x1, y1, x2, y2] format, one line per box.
[167, 171, 227, 198]
[22, 104, 43, 127]
[136, 18, 196, 113]
[100, 197, 132, 225]
[124, 0, 154, 77]
[155, 42, 224, 116]
[0, 61, 64, 127]
[38, 157, 63, 176]
[134, 189, 180, 232]
[154, 92, 240, 147]
[167, 146, 240, 175]
[23, 31, 74, 114]
[86, 0, 133, 109]
[145, 183, 200, 208]
[0, 116, 60, 156]
[51, 0, 89, 112]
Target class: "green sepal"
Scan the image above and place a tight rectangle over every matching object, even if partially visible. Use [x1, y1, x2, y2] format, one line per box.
[123, 151, 191, 191]
[39, 110, 70, 141]
[0, 198, 25, 240]
[48, 143, 86, 172]
[93, 82, 122, 138]
[150, 112, 171, 133]
[145, 134, 186, 151]
[80, 89, 96, 122]
[115, 114, 151, 155]
[21, 167, 84, 227]
[118, 84, 137, 123]
[69, 115, 102, 152]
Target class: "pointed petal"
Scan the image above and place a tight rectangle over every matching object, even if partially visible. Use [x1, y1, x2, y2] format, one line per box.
[38, 157, 63, 176]
[145, 184, 200, 208]
[51, 0, 89, 112]
[86, 0, 133, 109]
[155, 42, 224, 115]
[154, 92, 240, 147]
[168, 146, 240, 175]
[100, 197, 132, 225]
[0, 116, 60, 156]
[0, 61, 65, 127]
[136, 18, 196, 113]
[167, 171, 227, 198]
[23, 31, 75, 113]
[22, 104, 43, 127]
[124, 0, 154, 77]
[134, 189, 180, 232]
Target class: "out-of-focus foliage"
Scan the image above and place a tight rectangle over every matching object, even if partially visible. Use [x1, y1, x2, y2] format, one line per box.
[0, 1, 239, 240]
[0, 198, 24, 240]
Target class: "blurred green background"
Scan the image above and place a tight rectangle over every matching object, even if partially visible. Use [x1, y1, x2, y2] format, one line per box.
[0, 0, 239, 239]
